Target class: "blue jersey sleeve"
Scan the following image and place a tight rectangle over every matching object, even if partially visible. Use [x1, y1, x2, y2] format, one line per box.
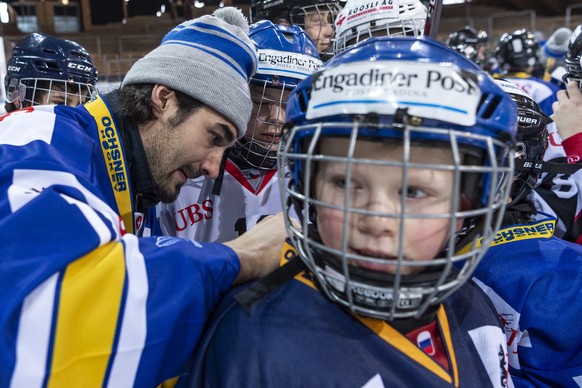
[0, 106, 241, 387]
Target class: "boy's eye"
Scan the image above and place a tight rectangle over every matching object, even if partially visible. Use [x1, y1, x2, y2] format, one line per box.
[334, 177, 347, 189]
[400, 187, 426, 199]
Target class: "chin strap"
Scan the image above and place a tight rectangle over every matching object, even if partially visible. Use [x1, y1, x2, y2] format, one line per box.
[234, 254, 306, 310]
[211, 148, 230, 196]
[514, 158, 582, 175]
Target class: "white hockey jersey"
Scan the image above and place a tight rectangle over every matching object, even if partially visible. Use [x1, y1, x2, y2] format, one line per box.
[158, 159, 287, 242]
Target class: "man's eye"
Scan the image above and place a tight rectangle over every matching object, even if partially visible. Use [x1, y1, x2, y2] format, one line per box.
[211, 132, 222, 145]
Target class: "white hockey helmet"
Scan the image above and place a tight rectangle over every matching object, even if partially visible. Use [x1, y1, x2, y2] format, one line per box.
[333, 0, 427, 55]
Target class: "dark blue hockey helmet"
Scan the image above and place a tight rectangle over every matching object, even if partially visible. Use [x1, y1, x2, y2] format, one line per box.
[280, 36, 517, 320]
[232, 20, 322, 170]
[4, 33, 98, 110]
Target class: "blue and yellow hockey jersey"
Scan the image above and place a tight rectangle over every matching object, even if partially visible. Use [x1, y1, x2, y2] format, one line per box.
[472, 216, 582, 387]
[0, 100, 241, 387]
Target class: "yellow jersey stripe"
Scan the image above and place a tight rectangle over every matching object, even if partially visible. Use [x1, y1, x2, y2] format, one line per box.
[357, 307, 454, 384]
[437, 306, 459, 387]
[48, 242, 126, 387]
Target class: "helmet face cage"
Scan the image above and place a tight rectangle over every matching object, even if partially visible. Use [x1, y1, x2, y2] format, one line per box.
[495, 29, 539, 73]
[279, 36, 517, 320]
[6, 77, 96, 108]
[279, 123, 514, 321]
[333, 0, 427, 56]
[4, 33, 97, 109]
[289, 1, 342, 58]
[563, 24, 582, 88]
[232, 21, 323, 170]
[237, 79, 291, 170]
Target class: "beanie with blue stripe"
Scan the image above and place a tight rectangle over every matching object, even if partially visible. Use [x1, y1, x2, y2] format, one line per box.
[122, 7, 257, 138]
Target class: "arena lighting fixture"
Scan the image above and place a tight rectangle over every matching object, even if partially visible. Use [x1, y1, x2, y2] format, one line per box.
[194, 1, 205, 8]
[0, 2, 8, 23]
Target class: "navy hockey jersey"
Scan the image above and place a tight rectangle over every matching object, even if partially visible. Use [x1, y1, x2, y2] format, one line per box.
[0, 101, 241, 387]
[472, 216, 582, 387]
[182, 243, 511, 388]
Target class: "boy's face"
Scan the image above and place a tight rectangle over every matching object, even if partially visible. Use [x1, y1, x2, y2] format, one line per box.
[314, 137, 462, 275]
[31, 81, 93, 107]
[303, 7, 335, 54]
[246, 83, 291, 151]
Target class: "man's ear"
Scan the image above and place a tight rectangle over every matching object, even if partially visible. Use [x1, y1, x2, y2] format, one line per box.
[150, 85, 175, 118]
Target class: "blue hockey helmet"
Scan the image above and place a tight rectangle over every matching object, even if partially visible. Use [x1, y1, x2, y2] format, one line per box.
[4, 33, 98, 110]
[249, 20, 321, 90]
[232, 20, 323, 170]
[280, 36, 517, 320]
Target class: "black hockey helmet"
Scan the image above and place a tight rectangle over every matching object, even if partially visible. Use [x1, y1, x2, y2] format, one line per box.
[494, 29, 539, 73]
[446, 26, 488, 66]
[495, 79, 549, 202]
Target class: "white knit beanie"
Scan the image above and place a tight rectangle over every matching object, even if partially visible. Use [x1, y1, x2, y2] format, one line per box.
[122, 7, 257, 138]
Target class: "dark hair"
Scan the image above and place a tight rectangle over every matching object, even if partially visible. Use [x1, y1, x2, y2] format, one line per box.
[118, 83, 204, 126]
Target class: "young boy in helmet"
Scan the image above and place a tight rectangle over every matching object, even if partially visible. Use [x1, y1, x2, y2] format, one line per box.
[250, 0, 342, 60]
[177, 36, 516, 387]
[4, 32, 97, 112]
[157, 21, 322, 242]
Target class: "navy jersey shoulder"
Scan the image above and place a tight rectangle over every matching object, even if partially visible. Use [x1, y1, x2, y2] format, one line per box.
[182, 272, 508, 387]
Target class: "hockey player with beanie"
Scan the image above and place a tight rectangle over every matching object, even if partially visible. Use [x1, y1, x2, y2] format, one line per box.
[0, 7, 288, 387]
